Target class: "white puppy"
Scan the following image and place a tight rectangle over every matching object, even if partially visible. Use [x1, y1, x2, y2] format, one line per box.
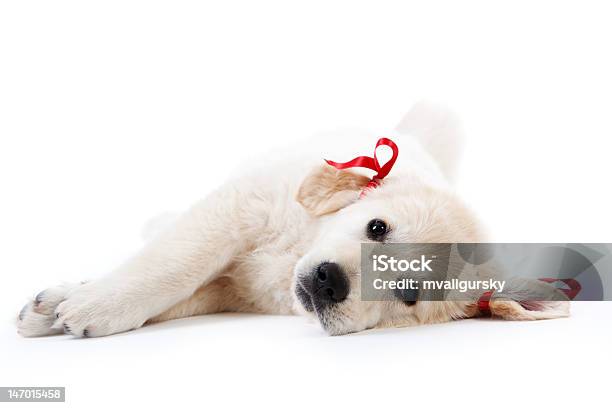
[17, 103, 569, 337]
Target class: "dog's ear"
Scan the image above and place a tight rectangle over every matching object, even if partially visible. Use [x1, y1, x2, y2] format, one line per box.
[487, 278, 570, 320]
[296, 165, 370, 216]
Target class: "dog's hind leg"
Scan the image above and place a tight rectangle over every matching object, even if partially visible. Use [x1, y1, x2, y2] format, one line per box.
[18, 184, 262, 338]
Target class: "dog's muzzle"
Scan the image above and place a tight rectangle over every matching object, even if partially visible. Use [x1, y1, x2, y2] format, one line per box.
[296, 262, 350, 312]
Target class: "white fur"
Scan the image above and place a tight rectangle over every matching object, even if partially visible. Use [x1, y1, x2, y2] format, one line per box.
[17, 103, 568, 338]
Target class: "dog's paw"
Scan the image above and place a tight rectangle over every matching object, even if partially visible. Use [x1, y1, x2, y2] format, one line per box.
[53, 281, 146, 337]
[17, 282, 83, 337]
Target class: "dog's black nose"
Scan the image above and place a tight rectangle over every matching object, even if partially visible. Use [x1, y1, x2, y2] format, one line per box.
[313, 262, 349, 303]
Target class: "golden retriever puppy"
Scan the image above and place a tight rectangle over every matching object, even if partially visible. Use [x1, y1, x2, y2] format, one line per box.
[17, 103, 569, 337]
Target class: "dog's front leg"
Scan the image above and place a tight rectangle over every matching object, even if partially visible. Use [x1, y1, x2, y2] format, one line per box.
[19, 187, 252, 337]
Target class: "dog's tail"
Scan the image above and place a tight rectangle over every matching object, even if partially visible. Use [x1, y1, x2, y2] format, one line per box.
[395, 101, 464, 182]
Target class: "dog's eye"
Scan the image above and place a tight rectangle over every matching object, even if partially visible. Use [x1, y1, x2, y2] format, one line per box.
[366, 219, 388, 240]
[394, 286, 418, 306]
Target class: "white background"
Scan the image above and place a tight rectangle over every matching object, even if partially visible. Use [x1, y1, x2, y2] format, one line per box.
[1, 1, 611, 407]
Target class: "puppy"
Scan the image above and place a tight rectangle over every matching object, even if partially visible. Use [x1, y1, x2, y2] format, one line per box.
[17, 103, 569, 337]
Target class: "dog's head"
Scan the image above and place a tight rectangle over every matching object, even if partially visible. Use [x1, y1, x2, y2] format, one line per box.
[293, 160, 484, 334]
[292, 104, 490, 334]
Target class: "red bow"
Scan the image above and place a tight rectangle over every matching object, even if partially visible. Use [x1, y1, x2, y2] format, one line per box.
[325, 138, 399, 197]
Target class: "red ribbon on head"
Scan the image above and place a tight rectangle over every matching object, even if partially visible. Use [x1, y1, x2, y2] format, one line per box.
[325, 138, 399, 197]
[478, 278, 582, 315]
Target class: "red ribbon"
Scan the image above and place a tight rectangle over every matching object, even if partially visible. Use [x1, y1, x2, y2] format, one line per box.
[537, 278, 581, 300]
[478, 278, 581, 314]
[325, 138, 399, 197]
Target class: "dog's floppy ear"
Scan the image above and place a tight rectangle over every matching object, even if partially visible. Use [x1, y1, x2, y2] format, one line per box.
[488, 278, 570, 320]
[296, 165, 370, 216]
